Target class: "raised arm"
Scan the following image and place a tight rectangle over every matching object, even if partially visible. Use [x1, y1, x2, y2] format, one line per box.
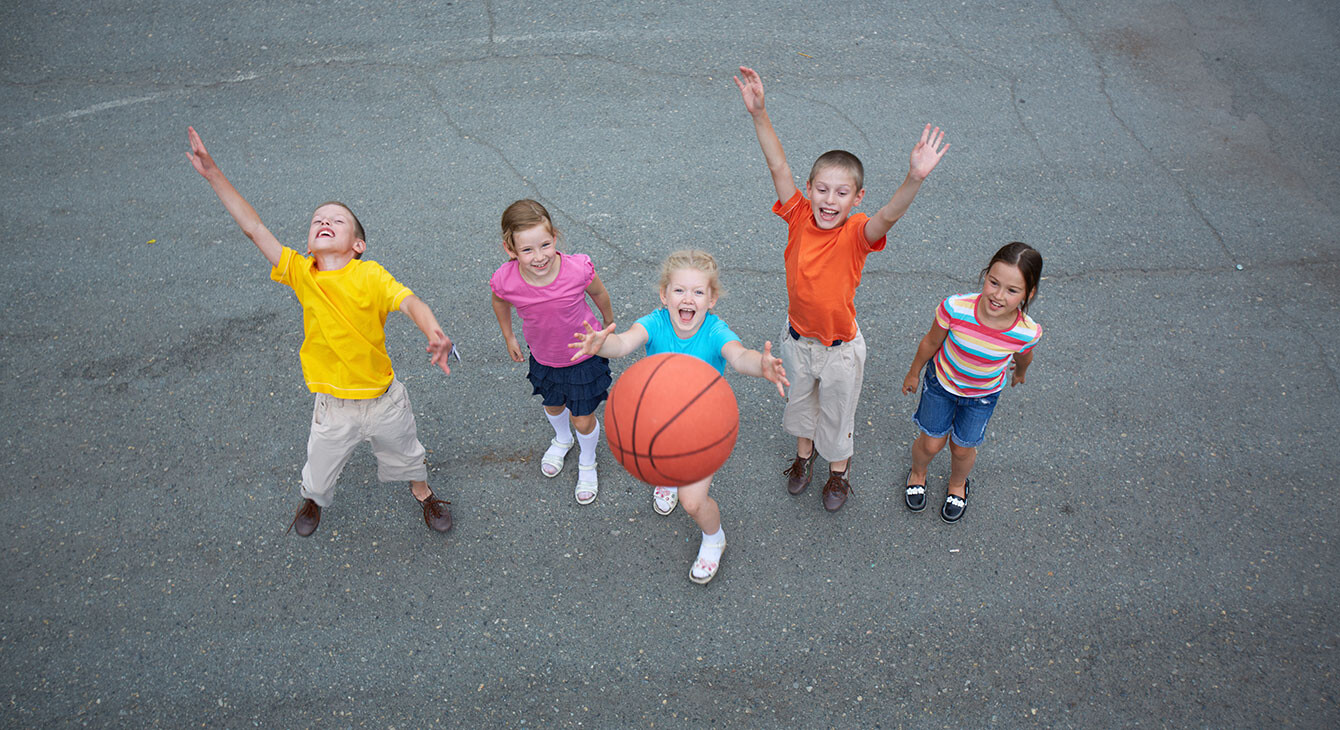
[864, 124, 950, 244]
[185, 127, 283, 267]
[585, 271, 615, 327]
[722, 340, 789, 397]
[902, 320, 949, 395]
[734, 66, 799, 205]
[569, 322, 649, 361]
[400, 294, 453, 375]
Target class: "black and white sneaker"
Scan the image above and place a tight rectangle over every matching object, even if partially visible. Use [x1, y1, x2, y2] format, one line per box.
[940, 479, 970, 523]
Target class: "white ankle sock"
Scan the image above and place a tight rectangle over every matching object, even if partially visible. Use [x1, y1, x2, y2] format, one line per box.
[545, 408, 573, 444]
[698, 527, 726, 562]
[575, 420, 600, 467]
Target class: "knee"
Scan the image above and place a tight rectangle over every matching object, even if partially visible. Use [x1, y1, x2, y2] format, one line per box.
[571, 413, 596, 433]
[948, 441, 976, 459]
[679, 491, 713, 517]
[917, 434, 949, 454]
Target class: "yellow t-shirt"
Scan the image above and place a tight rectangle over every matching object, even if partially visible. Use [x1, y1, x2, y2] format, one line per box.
[271, 247, 413, 399]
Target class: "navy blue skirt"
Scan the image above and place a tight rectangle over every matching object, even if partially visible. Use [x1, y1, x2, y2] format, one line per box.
[527, 355, 611, 417]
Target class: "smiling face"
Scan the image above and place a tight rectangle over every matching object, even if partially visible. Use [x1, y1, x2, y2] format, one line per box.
[306, 203, 365, 261]
[659, 267, 719, 339]
[508, 223, 560, 285]
[804, 165, 865, 230]
[977, 261, 1029, 326]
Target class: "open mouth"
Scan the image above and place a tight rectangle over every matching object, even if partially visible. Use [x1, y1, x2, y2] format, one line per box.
[316, 227, 335, 239]
[677, 308, 696, 325]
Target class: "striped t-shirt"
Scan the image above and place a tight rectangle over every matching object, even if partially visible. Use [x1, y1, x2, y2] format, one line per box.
[932, 293, 1041, 397]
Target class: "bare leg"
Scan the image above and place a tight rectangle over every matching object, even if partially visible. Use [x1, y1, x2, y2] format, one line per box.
[677, 474, 720, 535]
[947, 442, 977, 498]
[908, 433, 948, 485]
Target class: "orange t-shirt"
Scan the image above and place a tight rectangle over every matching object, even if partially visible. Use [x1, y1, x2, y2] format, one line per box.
[773, 190, 886, 344]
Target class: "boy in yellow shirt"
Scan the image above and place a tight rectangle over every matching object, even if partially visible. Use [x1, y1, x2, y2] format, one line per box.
[186, 127, 454, 537]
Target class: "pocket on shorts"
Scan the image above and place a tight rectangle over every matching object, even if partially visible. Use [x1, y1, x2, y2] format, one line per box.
[384, 379, 412, 416]
[312, 396, 329, 426]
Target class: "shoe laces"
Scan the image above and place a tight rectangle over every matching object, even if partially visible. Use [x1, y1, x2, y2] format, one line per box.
[285, 500, 318, 534]
[823, 471, 852, 494]
[782, 453, 813, 478]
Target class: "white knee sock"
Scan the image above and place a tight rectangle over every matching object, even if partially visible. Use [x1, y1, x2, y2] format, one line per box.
[575, 420, 600, 467]
[545, 408, 573, 444]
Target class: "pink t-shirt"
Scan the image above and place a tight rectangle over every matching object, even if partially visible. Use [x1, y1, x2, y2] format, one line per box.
[490, 253, 601, 367]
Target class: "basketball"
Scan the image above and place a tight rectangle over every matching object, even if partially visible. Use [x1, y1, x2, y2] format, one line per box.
[605, 353, 740, 486]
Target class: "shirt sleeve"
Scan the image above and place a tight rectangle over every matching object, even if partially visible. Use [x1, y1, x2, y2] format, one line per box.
[270, 246, 298, 286]
[369, 262, 412, 313]
[772, 189, 806, 220]
[850, 213, 886, 252]
[636, 310, 664, 348]
[574, 254, 595, 288]
[934, 297, 953, 331]
[1018, 322, 1042, 353]
[711, 316, 742, 352]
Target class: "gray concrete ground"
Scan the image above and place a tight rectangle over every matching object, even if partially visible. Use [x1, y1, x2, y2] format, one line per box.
[1, 1, 1337, 727]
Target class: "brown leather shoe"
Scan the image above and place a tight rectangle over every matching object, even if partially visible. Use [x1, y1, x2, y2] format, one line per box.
[784, 452, 817, 494]
[821, 468, 851, 512]
[417, 490, 453, 533]
[287, 498, 321, 537]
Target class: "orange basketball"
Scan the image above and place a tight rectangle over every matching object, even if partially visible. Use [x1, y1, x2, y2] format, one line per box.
[605, 353, 739, 486]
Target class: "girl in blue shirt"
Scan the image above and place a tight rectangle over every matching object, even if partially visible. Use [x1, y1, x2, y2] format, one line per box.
[572, 250, 788, 584]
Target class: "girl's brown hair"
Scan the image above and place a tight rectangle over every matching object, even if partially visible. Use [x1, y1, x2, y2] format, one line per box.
[500, 199, 560, 255]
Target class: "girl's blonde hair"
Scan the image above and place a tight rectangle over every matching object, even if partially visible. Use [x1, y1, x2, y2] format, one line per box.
[500, 199, 560, 255]
[659, 249, 724, 299]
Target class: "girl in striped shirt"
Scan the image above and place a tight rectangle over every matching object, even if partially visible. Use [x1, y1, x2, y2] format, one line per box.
[900, 242, 1043, 523]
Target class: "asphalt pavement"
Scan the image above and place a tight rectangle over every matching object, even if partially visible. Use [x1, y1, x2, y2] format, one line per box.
[1, 1, 1337, 727]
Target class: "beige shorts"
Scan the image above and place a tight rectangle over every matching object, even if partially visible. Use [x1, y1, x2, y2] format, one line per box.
[300, 378, 428, 506]
[779, 326, 866, 462]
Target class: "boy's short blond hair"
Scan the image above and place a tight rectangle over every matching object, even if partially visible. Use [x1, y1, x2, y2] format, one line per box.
[658, 249, 724, 299]
[807, 150, 864, 191]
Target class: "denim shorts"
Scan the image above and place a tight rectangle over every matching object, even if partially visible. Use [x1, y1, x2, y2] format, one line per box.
[911, 364, 1001, 448]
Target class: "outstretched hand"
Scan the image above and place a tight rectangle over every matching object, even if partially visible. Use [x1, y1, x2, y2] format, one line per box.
[760, 341, 789, 397]
[909, 124, 949, 181]
[185, 126, 219, 179]
[733, 66, 766, 115]
[569, 321, 616, 361]
[425, 329, 454, 375]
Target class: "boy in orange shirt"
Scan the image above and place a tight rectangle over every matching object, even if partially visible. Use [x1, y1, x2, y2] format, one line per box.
[734, 66, 949, 512]
[186, 127, 455, 537]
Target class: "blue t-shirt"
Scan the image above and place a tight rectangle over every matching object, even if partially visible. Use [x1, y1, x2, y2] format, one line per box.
[636, 309, 740, 375]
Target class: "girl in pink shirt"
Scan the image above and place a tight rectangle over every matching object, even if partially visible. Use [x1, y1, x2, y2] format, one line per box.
[490, 200, 615, 504]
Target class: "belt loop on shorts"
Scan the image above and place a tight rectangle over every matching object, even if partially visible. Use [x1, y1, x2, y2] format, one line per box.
[789, 324, 843, 348]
